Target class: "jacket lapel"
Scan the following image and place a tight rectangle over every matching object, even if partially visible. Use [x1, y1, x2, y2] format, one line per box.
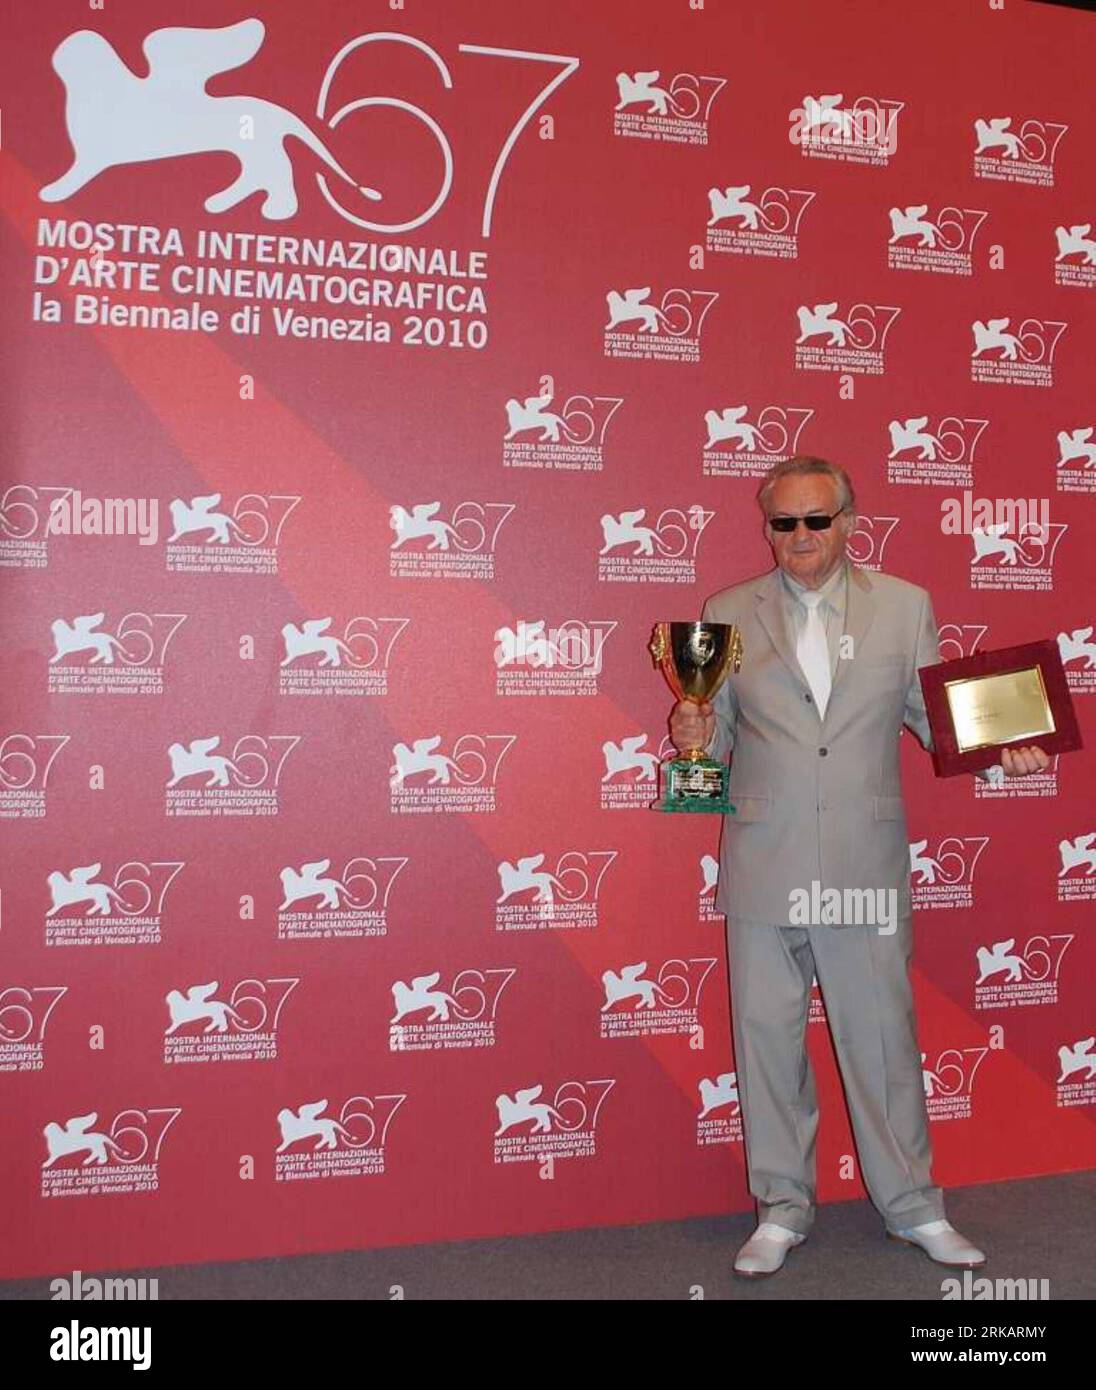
[752, 560, 876, 707]
[753, 568, 800, 684]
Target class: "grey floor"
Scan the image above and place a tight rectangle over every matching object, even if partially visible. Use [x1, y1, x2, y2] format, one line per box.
[5, 1171, 1093, 1300]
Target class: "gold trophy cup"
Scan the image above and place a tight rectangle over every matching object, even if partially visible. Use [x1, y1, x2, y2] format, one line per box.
[649, 621, 742, 813]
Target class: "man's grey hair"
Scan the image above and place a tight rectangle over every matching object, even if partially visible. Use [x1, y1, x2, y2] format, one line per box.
[756, 455, 856, 516]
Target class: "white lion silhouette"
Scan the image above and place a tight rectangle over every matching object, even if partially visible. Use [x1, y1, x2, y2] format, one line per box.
[707, 184, 763, 229]
[1057, 428, 1096, 469]
[276, 1101, 357, 1152]
[796, 302, 849, 347]
[601, 735, 659, 783]
[599, 509, 659, 556]
[1058, 833, 1096, 878]
[43, 1113, 127, 1167]
[389, 503, 459, 551]
[1055, 224, 1096, 265]
[888, 416, 942, 461]
[167, 494, 246, 544]
[973, 117, 1020, 159]
[1057, 1037, 1096, 1083]
[49, 613, 125, 665]
[278, 859, 356, 911]
[504, 390, 569, 443]
[888, 205, 940, 248]
[1058, 626, 1096, 669]
[972, 318, 1022, 360]
[614, 70, 672, 115]
[909, 839, 944, 885]
[166, 736, 240, 788]
[605, 288, 669, 334]
[46, 863, 127, 917]
[975, 938, 1026, 985]
[494, 1085, 564, 1135]
[496, 854, 566, 905]
[704, 406, 760, 451]
[281, 619, 358, 668]
[698, 1072, 738, 1119]
[391, 972, 460, 1024]
[165, 982, 245, 1034]
[40, 19, 382, 220]
[971, 523, 1022, 566]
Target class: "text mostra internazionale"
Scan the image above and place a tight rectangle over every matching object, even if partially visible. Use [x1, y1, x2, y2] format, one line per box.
[36, 220, 488, 310]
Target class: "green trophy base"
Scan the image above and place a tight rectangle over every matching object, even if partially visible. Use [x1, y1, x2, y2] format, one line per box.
[652, 755, 735, 814]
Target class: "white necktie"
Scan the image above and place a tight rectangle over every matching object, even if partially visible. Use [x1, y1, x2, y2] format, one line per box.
[796, 590, 831, 717]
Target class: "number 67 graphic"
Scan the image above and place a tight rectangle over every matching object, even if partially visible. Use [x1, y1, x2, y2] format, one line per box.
[315, 33, 580, 236]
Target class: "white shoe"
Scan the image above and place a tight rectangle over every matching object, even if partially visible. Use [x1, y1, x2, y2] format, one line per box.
[733, 1221, 807, 1278]
[887, 1218, 985, 1268]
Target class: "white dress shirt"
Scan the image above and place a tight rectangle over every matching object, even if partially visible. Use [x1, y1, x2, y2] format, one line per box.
[711, 558, 1000, 781]
[780, 560, 847, 681]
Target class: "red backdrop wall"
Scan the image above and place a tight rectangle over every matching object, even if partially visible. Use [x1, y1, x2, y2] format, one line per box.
[2, 0, 1094, 1279]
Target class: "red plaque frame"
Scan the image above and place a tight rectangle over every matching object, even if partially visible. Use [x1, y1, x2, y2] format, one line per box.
[918, 639, 1083, 777]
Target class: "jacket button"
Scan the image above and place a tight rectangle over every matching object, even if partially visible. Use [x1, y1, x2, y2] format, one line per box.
[804, 692, 812, 702]
[819, 747, 828, 756]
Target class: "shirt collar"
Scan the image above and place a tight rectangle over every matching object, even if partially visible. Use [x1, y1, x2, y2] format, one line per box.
[780, 557, 847, 608]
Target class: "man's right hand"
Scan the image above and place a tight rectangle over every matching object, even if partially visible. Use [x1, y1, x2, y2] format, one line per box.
[670, 699, 715, 755]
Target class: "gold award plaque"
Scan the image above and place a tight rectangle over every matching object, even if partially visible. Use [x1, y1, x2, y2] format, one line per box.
[944, 665, 1056, 752]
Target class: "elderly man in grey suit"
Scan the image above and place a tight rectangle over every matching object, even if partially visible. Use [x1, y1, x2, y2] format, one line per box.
[670, 455, 1048, 1278]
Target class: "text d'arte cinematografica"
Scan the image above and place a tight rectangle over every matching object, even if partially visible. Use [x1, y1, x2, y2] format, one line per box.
[35, 221, 488, 337]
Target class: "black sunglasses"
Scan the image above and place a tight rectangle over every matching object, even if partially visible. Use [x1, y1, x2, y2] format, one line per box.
[767, 507, 847, 533]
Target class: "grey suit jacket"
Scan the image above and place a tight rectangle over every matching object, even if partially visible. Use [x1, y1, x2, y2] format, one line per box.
[701, 561, 937, 926]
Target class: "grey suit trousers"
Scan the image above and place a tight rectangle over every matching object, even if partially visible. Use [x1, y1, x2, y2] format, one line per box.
[726, 914, 945, 1235]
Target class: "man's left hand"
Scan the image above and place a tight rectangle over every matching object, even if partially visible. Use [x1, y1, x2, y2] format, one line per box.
[1000, 745, 1050, 777]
